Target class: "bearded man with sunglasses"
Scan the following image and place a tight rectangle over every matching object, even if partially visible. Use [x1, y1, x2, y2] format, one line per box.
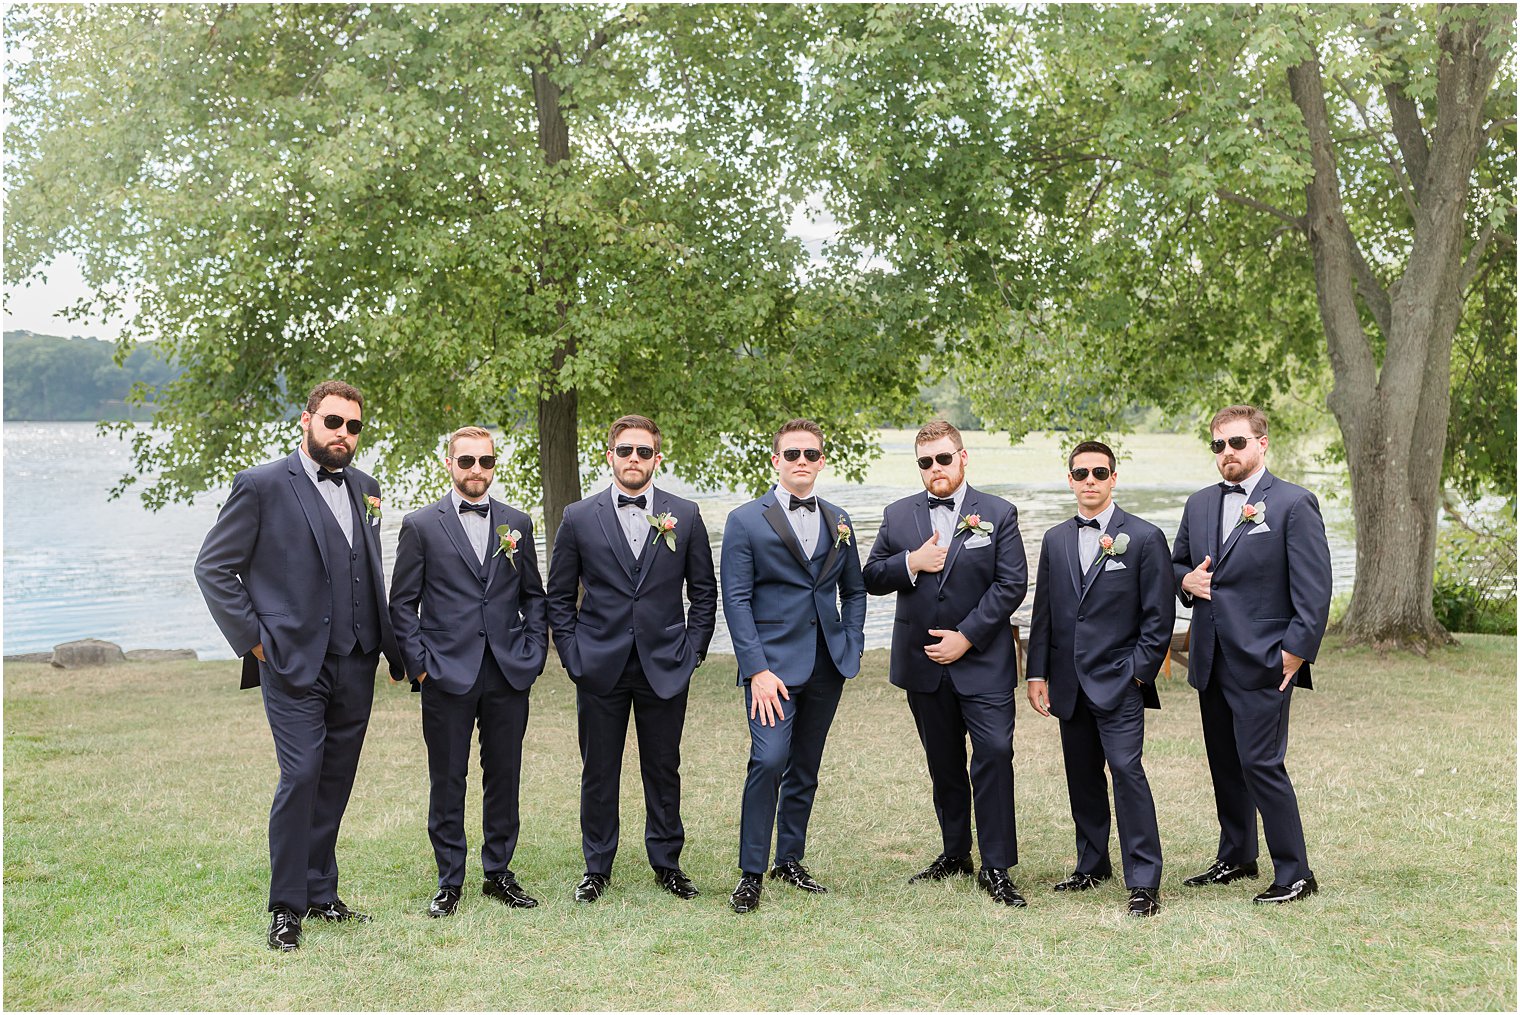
[1024, 440, 1174, 917]
[546, 414, 717, 904]
[721, 419, 866, 914]
[1171, 405, 1331, 905]
[389, 427, 548, 917]
[195, 380, 402, 951]
[862, 420, 1029, 907]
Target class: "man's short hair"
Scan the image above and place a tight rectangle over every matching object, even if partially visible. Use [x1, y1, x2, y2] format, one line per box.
[305, 380, 364, 414]
[447, 426, 493, 458]
[773, 418, 825, 454]
[915, 420, 963, 450]
[608, 414, 662, 452]
[1210, 404, 1269, 437]
[1068, 440, 1116, 472]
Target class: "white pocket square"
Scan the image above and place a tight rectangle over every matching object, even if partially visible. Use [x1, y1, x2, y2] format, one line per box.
[964, 534, 992, 548]
[1247, 524, 1272, 534]
[1104, 560, 1127, 571]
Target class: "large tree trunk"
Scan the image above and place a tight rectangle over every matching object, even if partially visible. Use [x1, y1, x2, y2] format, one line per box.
[1287, 10, 1509, 651]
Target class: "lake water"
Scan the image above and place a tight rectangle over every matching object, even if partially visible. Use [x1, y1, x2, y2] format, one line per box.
[2, 422, 1357, 659]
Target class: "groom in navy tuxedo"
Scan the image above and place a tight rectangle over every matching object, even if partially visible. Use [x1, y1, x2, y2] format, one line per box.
[1172, 405, 1332, 905]
[862, 420, 1028, 907]
[195, 380, 401, 951]
[389, 426, 548, 917]
[1025, 440, 1174, 917]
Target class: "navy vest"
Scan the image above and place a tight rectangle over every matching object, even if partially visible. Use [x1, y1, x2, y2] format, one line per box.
[317, 494, 381, 657]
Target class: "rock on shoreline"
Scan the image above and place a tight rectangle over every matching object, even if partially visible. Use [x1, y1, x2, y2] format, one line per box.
[1, 640, 198, 668]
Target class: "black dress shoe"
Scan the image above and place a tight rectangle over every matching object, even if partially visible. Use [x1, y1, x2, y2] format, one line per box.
[1253, 876, 1318, 904]
[730, 873, 763, 913]
[1128, 886, 1161, 917]
[769, 860, 827, 893]
[1182, 860, 1260, 887]
[306, 897, 371, 922]
[655, 867, 700, 899]
[267, 906, 302, 951]
[908, 853, 974, 883]
[977, 867, 1028, 907]
[1053, 870, 1112, 892]
[483, 872, 539, 908]
[429, 886, 461, 918]
[574, 872, 610, 904]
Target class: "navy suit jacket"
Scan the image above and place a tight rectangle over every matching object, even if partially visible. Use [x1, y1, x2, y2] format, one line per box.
[1171, 470, 1332, 691]
[388, 496, 548, 694]
[1025, 505, 1175, 718]
[720, 487, 866, 686]
[195, 449, 402, 692]
[862, 485, 1027, 695]
[546, 486, 717, 699]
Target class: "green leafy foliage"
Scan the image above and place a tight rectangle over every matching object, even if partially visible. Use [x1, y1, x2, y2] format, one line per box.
[1433, 508, 1518, 636]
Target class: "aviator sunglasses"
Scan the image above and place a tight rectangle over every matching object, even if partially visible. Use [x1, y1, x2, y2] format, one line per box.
[613, 444, 656, 460]
[1210, 435, 1255, 454]
[319, 414, 364, 435]
[781, 447, 823, 463]
[1069, 467, 1112, 482]
[452, 455, 496, 470]
[917, 451, 958, 470]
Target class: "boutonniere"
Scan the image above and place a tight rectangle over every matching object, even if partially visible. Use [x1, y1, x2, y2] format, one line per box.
[647, 512, 678, 551]
[493, 524, 522, 566]
[954, 512, 994, 537]
[1099, 532, 1131, 558]
[364, 495, 382, 523]
[1236, 501, 1267, 528]
[834, 520, 853, 547]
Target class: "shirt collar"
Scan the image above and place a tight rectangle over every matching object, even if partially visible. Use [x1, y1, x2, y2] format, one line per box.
[450, 489, 490, 512]
[296, 445, 323, 485]
[926, 482, 967, 514]
[1077, 501, 1117, 532]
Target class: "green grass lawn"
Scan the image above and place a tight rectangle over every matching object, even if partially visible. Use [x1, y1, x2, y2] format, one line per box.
[5, 636, 1515, 1010]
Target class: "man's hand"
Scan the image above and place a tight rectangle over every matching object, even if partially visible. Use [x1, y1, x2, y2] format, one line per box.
[925, 628, 971, 664]
[1026, 680, 1051, 717]
[908, 532, 948, 575]
[250, 643, 266, 662]
[1181, 555, 1213, 600]
[1280, 650, 1304, 692]
[748, 670, 790, 727]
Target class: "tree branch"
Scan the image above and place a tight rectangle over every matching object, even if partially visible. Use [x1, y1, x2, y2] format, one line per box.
[1383, 82, 1430, 199]
[1214, 188, 1306, 231]
[1336, 73, 1418, 217]
[1458, 222, 1497, 293]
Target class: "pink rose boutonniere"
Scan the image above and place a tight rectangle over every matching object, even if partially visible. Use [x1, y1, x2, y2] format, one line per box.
[1099, 532, 1131, 557]
[364, 495, 382, 523]
[1236, 501, 1267, 528]
[954, 512, 994, 537]
[647, 512, 678, 551]
[835, 520, 853, 547]
[493, 524, 522, 567]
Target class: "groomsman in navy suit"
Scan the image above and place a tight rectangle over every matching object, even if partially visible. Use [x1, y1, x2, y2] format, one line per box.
[195, 380, 401, 951]
[721, 419, 866, 914]
[389, 427, 548, 917]
[1172, 405, 1331, 904]
[863, 420, 1028, 907]
[547, 414, 717, 904]
[1025, 440, 1175, 917]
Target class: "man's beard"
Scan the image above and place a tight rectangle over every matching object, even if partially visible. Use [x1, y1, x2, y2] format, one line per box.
[305, 431, 355, 470]
[454, 475, 490, 498]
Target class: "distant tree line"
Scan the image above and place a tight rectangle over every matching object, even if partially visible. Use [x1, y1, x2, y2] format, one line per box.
[3, 331, 179, 420]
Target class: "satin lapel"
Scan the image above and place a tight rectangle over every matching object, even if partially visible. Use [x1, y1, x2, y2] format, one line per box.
[285, 454, 332, 577]
[632, 490, 666, 593]
[1078, 505, 1125, 606]
[594, 492, 638, 581]
[439, 498, 482, 576]
[763, 496, 811, 571]
[483, 501, 506, 586]
[1216, 471, 1273, 570]
[348, 477, 387, 587]
[817, 503, 842, 583]
[937, 487, 976, 589]
[914, 496, 932, 545]
[1064, 520, 1084, 597]
[1207, 484, 1225, 561]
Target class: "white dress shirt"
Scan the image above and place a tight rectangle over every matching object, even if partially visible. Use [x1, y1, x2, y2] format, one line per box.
[298, 446, 353, 546]
[451, 489, 491, 564]
[1077, 500, 1118, 574]
[782, 488, 820, 558]
[612, 484, 652, 557]
[1220, 466, 1266, 538]
[908, 482, 967, 584]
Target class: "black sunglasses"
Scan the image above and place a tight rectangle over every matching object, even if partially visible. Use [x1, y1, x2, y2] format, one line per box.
[452, 455, 496, 470]
[1210, 435, 1254, 454]
[319, 414, 364, 435]
[917, 452, 957, 470]
[613, 443, 656, 460]
[1069, 467, 1112, 482]
[781, 447, 823, 463]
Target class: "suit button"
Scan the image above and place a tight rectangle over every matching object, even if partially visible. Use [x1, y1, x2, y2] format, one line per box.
[810, 618, 817, 625]
[478, 630, 486, 637]
[937, 595, 945, 602]
[633, 565, 641, 573]
[1077, 615, 1086, 622]
[481, 599, 489, 606]
[634, 596, 640, 602]
[354, 577, 360, 583]
[628, 627, 634, 634]
[323, 617, 330, 625]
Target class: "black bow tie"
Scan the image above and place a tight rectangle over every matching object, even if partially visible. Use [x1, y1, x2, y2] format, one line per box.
[317, 469, 345, 485]
[1219, 483, 1247, 496]
[458, 501, 489, 516]
[1075, 516, 1100, 529]
[789, 495, 817, 512]
[618, 493, 647, 510]
[927, 497, 956, 510]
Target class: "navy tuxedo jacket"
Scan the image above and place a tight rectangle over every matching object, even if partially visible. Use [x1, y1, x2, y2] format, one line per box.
[1025, 505, 1175, 718]
[720, 487, 866, 686]
[1171, 470, 1332, 691]
[195, 449, 402, 692]
[546, 486, 717, 699]
[388, 496, 548, 694]
[862, 485, 1027, 695]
